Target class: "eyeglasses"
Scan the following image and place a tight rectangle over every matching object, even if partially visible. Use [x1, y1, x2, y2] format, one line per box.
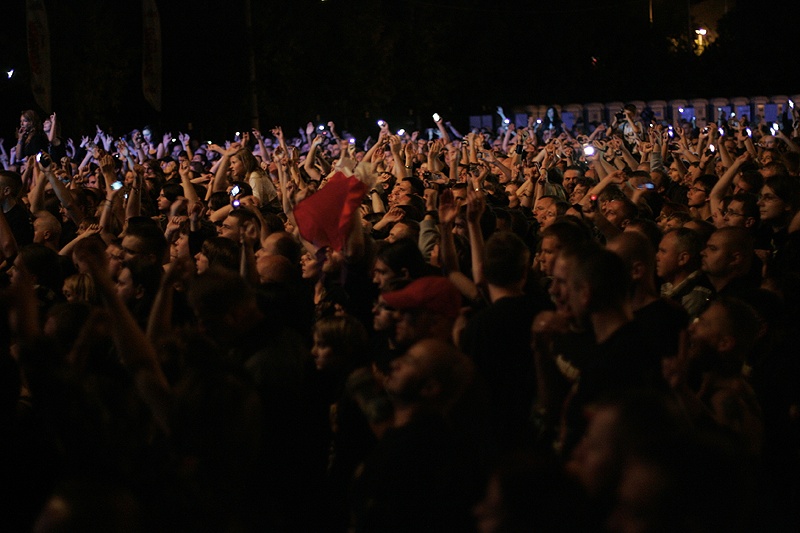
[689, 186, 708, 194]
[723, 209, 744, 218]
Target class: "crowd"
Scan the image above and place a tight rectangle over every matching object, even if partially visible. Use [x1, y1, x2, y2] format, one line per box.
[1, 103, 799, 532]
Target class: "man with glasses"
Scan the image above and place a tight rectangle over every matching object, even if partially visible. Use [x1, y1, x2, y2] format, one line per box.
[722, 193, 760, 230]
[687, 175, 718, 223]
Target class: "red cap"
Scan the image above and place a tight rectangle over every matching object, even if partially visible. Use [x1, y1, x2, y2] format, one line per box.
[382, 276, 462, 319]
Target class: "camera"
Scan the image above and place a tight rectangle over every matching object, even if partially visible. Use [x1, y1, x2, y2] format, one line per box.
[615, 111, 626, 121]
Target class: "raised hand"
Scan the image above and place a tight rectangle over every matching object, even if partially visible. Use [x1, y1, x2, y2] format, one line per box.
[438, 188, 458, 226]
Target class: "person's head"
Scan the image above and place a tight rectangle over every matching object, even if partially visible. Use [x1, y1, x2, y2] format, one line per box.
[157, 183, 183, 213]
[569, 176, 594, 205]
[701, 227, 754, 281]
[758, 174, 800, 224]
[483, 231, 530, 289]
[384, 339, 474, 414]
[562, 166, 584, 193]
[218, 208, 261, 243]
[300, 251, 321, 280]
[539, 219, 590, 277]
[760, 160, 787, 179]
[121, 220, 168, 266]
[142, 159, 165, 187]
[387, 219, 420, 244]
[663, 210, 693, 231]
[187, 267, 261, 341]
[229, 147, 260, 178]
[258, 231, 301, 264]
[62, 272, 99, 305]
[606, 231, 655, 292]
[19, 109, 41, 134]
[32, 211, 62, 246]
[688, 298, 759, 376]
[656, 202, 689, 230]
[373, 238, 427, 292]
[723, 192, 759, 229]
[115, 257, 162, 308]
[382, 276, 461, 348]
[656, 228, 703, 281]
[311, 314, 368, 372]
[624, 218, 662, 251]
[563, 244, 631, 319]
[687, 175, 717, 210]
[734, 169, 763, 196]
[533, 196, 557, 226]
[567, 391, 688, 500]
[255, 253, 296, 285]
[0, 170, 23, 204]
[12, 244, 63, 294]
[195, 236, 240, 275]
[602, 198, 638, 230]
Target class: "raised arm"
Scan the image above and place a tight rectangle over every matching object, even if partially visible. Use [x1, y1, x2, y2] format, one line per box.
[433, 113, 451, 144]
[77, 243, 172, 433]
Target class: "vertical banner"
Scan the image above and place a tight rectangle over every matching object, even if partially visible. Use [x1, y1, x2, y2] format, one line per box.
[26, 0, 52, 113]
[142, 0, 162, 112]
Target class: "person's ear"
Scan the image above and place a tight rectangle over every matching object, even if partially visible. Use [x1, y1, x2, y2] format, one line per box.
[677, 251, 691, 268]
[630, 260, 646, 281]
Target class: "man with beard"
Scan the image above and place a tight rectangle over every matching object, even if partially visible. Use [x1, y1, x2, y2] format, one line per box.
[351, 339, 485, 532]
[666, 297, 763, 456]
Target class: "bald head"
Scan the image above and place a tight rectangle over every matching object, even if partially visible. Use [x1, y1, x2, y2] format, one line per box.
[256, 254, 296, 284]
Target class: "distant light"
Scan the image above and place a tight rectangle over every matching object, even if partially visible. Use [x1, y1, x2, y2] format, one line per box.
[583, 145, 595, 156]
[318, 124, 325, 131]
[678, 107, 684, 113]
[695, 28, 707, 36]
[536, 119, 542, 124]
[503, 118, 510, 124]
[397, 129, 406, 136]
[6, 69, 13, 79]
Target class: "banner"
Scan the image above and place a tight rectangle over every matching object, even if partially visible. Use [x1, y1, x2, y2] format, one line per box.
[26, 0, 51, 113]
[142, 0, 162, 112]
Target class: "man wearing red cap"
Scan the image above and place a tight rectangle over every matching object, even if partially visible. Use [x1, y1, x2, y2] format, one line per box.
[381, 276, 462, 350]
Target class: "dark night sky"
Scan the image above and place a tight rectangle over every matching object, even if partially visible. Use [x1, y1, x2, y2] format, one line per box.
[2, 0, 799, 141]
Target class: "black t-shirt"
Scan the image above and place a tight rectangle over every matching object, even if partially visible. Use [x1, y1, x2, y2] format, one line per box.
[4, 203, 33, 247]
[460, 294, 547, 449]
[634, 298, 689, 361]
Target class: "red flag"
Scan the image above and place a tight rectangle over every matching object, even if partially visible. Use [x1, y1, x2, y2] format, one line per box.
[142, 0, 162, 112]
[293, 172, 367, 252]
[26, 0, 51, 113]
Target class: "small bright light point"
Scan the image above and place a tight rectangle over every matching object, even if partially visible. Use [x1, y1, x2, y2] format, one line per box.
[318, 125, 325, 131]
[6, 69, 13, 79]
[397, 129, 406, 136]
[235, 131, 240, 136]
[695, 28, 707, 36]
[503, 118, 510, 124]
[583, 145, 595, 156]
[678, 107, 684, 113]
[536, 119, 542, 124]
[171, 138, 176, 142]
